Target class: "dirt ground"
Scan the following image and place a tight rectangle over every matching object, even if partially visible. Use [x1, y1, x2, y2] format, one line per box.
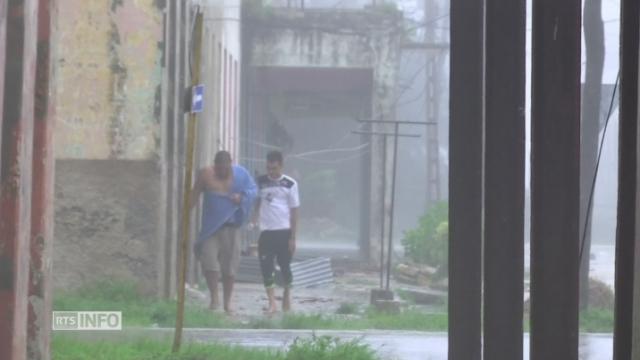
[185, 268, 436, 324]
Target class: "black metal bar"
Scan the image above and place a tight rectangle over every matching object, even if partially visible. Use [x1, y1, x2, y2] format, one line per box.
[530, 0, 581, 358]
[385, 122, 400, 291]
[483, 0, 526, 358]
[614, 0, 639, 357]
[449, 0, 484, 358]
[380, 137, 387, 289]
[351, 131, 421, 138]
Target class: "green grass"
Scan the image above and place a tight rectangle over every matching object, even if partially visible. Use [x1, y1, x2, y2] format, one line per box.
[335, 302, 359, 315]
[52, 336, 284, 360]
[580, 308, 614, 333]
[250, 309, 448, 332]
[52, 336, 379, 360]
[286, 336, 379, 360]
[55, 280, 448, 331]
[56, 280, 614, 333]
[54, 279, 232, 328]
[523, 308, 614, 333]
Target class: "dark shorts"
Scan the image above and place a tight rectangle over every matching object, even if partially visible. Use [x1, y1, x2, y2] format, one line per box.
[258, 229, 293, 288]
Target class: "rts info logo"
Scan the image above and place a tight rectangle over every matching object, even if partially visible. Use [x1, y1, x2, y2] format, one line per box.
[52, 311, 122, 331]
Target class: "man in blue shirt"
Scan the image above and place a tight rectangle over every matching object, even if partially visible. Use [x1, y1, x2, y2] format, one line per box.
[191, 151, 257, 314]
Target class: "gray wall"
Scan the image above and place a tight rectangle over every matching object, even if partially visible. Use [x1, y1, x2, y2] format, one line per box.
[53, 160, 161, 295]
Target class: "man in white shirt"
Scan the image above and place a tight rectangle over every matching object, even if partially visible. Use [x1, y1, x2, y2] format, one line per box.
[252, 151, 300, 314]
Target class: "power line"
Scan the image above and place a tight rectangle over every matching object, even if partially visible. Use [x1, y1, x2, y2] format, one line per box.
[579, 71, 620, 264]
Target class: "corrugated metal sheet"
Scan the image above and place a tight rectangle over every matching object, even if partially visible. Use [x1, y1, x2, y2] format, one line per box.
[236, 256, 334, 288]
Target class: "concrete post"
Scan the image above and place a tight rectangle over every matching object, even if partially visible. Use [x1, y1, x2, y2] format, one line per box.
[0, 0, 39, 359]
[368, 28, 401, 264]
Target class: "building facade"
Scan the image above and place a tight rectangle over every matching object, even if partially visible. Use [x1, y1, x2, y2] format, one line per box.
[52, 0, 242, 297]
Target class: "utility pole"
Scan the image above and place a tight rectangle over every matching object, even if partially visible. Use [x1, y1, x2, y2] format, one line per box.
[356, 120, 432, 301]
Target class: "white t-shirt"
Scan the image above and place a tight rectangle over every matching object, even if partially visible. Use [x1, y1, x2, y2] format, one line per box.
[257, 174, 300, 231]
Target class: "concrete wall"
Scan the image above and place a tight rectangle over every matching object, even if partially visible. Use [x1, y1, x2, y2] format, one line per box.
[198, 1, 242, 165]
[55, 0, 163, 160]
[244, 7, 403, 262]
[53, 160, 160, 295]
[52, 0, 165, 295]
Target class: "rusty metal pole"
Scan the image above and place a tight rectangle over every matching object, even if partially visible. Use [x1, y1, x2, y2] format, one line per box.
[0, 0, 7, 148]
[614, 0, 639, 357]
[449, 0, 484, 358]
[0, 1, 39, 359]
[484, 0, 526, 358]
[27, 0, 54, 358]
[530, 0, 582, 359]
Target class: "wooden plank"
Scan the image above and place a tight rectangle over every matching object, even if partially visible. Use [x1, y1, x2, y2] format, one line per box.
[614, 0, 639, 357]
[448, 0, 483, 358]
[484, 0, 526, 358]
[530, 0, 582, 359]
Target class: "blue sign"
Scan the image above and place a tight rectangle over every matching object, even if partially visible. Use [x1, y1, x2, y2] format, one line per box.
[191, 85, 205, 113]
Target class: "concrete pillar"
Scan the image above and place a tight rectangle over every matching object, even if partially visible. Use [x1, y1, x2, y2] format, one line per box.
[367, 30, 401, 264]
[27, 0, 54, 358]
[530, 0, 582, 359]
[615, 0, 639, 357]
[484, 0, 526, 358]
[448, 0, 484, 358]
[0, 0, 39, 359]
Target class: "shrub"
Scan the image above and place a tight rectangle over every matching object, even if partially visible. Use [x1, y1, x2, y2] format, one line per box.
[401, 202, 449, 271]
[285, 336, 378, 360]
[335, 302, 359, 315]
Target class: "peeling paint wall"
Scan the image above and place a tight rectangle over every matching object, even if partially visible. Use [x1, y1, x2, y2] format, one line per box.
[52, 0, 165, 295]
[54, 0, 163, 160]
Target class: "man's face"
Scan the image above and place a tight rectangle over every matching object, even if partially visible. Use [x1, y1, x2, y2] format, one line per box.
[215, 161, 232, 179]
[267, 161, 283, 179]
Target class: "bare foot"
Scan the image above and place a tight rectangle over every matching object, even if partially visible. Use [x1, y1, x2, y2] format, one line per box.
[263, 303, 278, 316]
